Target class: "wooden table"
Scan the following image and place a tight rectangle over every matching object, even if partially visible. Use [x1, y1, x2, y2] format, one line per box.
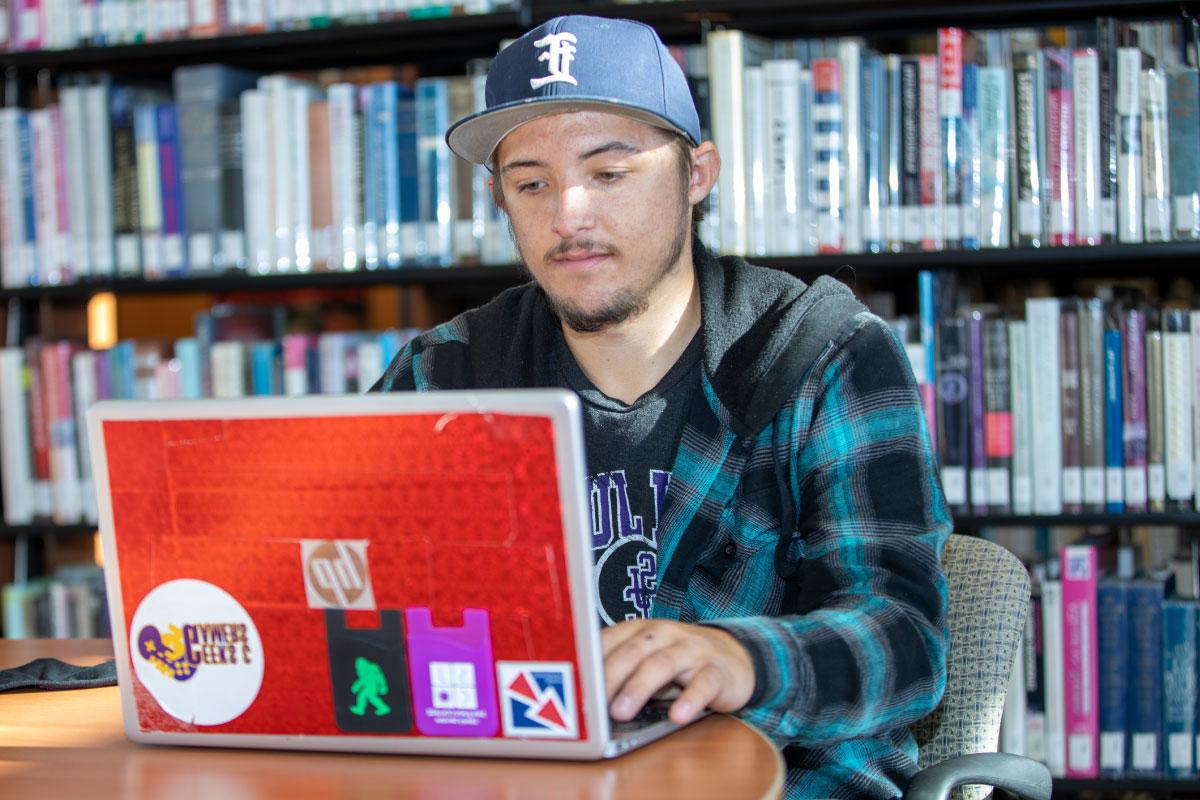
[0, 639, 783, 799]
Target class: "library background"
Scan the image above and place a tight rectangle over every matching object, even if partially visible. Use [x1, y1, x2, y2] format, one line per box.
[0, 0, 1198, 796]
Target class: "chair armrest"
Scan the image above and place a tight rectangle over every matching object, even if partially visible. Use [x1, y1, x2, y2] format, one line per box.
[904, 752, 1052, 800]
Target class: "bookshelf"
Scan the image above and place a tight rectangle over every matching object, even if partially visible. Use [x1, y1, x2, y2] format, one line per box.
[2, 1, 1199, 793]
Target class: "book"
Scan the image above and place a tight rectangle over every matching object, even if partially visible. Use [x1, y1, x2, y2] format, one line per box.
[812, 57, 844, 254]
[1162, 598, 1197, 777]
[1009, 319, 1033, 515]
[967, 309, 989, 513]
[1044, 48, 1075, 247]
[744, 65, 767, 257]
[156, 103, 187, 277]
[917, 53, 942, 252]
[1012, 49, 1044, 247]
[861, 52, 885, 254]
[1115, 47, 1144, 243]
[938, 27, 965, 251]
[1140, 68, 1171, 243]
[1104, 305, 1125, 512]
[1145, 327, 1165, 512]
[1042, 562, 1066, 777]
[1073, 48, 1103, 245]
[1097, 572, 1129, 776]
[1059, 300, 1083, 513]
[1127, 577, 1166, 775]
[1163, 309, 1195, 509]
[1027, 297, 1062, 515]
[935, 314, 969, 514]
[1166, 67, 1200, 241]
[1120, 300, 1149, 512]
[764, 59, 804, 257]
[839, 39, 864, 255]
[983, 315, 1012, 513]
[1061, 545, 1099, 778]
[1078, 298, 1106, 511]
[977, 65, 1010, 249]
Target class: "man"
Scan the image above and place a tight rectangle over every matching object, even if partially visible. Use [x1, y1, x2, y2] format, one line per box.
[375, 14, 951, 799]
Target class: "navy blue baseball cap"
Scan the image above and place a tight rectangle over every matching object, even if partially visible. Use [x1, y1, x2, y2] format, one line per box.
[446, 15, 702, 166]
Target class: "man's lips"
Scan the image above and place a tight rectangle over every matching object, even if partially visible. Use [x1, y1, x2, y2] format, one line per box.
[551, 252, 611, 271]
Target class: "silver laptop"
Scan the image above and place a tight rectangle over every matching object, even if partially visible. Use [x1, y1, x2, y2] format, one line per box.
[88, 389, 692, 759]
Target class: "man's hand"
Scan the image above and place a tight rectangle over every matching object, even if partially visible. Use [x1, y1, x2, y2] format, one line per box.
[601, 619, 755, 725]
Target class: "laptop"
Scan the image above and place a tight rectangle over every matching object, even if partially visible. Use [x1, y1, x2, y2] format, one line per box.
[87, 389, 693, 759]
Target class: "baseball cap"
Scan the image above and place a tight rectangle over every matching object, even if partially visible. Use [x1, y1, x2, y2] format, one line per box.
[446, 15, 702, 166]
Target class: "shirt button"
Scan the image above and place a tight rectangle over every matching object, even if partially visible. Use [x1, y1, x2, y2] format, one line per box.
[723, 542, 737, 558]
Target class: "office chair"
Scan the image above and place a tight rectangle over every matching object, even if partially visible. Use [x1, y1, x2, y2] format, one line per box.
[905, 534, 1052, 800]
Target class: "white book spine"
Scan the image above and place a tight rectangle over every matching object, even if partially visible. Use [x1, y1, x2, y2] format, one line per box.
[1140, 68, 1171, 243]
[356, 339, 384, 392]
[1042, 578, 1067, 778]
[839, 39, 863, 254]
[262, 75, 294, 272]
[1193, 310, 1200, 509]
[1027, 298, 1063, 514]
[0, 349, 35, 525]
[1116, 48, 1144, 243]
[319, 334, 348, 395]
[1164, 328, 1194, 503]
[1073, 50, 1102, 245]
[764, 60, 802, 257]
[84, 84, 116, 277]
[290, 85, 314, 273]
[240, 90, 272, 275]
[744, 66, 768, 258]
[31, 110, 63, 286]
[71, 350, 98, 525]
[211, 342, 247, 398]
[1009, 319, 1033, 514]
[0, 111, 29, 288]
[60, 86, 93, 280]
[708, 30, 749, 256]
[328, 83, 360, 271]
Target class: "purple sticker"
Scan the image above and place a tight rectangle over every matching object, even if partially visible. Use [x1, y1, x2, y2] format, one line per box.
[404, 607, 499, 737]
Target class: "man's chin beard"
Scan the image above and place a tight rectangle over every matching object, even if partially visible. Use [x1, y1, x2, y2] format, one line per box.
[545, 292, 649, 334]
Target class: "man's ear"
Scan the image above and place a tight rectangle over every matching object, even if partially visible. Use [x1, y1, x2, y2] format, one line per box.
[688, 142, 721, 207]
[489, 174, 505, 211]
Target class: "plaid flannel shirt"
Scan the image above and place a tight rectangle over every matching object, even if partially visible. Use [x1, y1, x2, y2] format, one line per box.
[374, 251, 951, 800]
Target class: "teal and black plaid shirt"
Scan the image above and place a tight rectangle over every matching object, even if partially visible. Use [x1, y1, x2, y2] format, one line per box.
[375, 245, 951, 799]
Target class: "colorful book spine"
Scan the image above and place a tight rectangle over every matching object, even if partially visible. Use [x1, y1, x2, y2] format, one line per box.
[1120, 302, 1148, 512]
[1096, 578, 1128, 776]
[1059, 300, 1083, 513]
[1126, 578, 1165, 775]
[860, 52, 885, 254]
[133, 103, 163, 278]
[917, 54, 941, 252]
[1013, 50, 1044, 247]
[938, 27, 964, 251]
[396, 88, 421, 264]
[812, 58, 844, 254]
[156, 103, 187, 277]
[978, 65, 1010, 249]
[935, 314, 969, 514]
[1162, 599, 1198, 777]
[1167, 67, 1200, 241]
[960, 63, 980, 251]
[1061, 545, 1099, 778]
[1104, 307, 1125, 512]
[1044, 49, 1074, 247]
[415, 77, 453, 265]
[983, 315, 1012, 513]
[1079, 298, 1106, 511]
[967, 309, 988, 513]
[1115, 47, 1143, 243]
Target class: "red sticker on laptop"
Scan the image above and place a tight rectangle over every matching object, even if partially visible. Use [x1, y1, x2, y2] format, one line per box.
[497, 662, 578, 739]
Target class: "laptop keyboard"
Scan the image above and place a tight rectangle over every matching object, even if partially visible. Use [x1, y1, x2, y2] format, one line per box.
[610, 699, 673, 735]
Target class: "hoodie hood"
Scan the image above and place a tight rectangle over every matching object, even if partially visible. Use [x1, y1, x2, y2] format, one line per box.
[693, 243, 867, 438]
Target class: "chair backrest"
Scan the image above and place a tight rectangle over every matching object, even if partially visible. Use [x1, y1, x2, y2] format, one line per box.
[912, 534, 1031, 800]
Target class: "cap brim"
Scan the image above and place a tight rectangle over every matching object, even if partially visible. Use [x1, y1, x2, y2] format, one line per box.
[446, 97, 693, 166]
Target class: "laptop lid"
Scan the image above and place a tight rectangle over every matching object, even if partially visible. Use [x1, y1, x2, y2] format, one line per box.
[88, 390, 615, 759]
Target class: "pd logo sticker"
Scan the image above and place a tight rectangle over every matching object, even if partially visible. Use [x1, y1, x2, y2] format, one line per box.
[129, 579, 264, 726]
[497, 662, 578, 739]
[300, 540, 375, 610]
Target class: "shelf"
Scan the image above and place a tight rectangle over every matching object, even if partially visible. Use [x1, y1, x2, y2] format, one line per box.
[0, 524, 97, 538]
[1051, 777, 1200, 796]
[954, 511, 1200, 529]
[4, 243, 1198, 302]
[536, 0, 1191, 40]
[0, 10, 527, 75]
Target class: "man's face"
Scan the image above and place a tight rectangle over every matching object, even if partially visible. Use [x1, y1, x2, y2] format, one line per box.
[492, 111, 694, 334]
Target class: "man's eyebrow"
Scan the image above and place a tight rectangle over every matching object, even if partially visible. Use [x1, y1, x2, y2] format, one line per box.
[498, 141, 642, 174]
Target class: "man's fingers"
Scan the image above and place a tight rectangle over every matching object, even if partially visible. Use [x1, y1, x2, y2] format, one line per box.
[607, 642, 690, 720]
[670, 663, 723, 724]
[600, 619, 649, 657]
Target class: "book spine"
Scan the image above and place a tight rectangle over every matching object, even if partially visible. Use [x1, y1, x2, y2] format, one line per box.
[0, 349, 35, 524]
[978, 66, 1010, 249]
[917, 54, 942, 252]
[1146, 328, 1165, 512]
[960, 63, 980, 251]
[307, 99, 332, 270]
[1193, 309, 1200, 509]
[172, 338, 202, 399]
[900, 57, 922, 252]
[1167, 67, 1200, 241]
[812, 57, 844, 254]
[156, 103, 186, 277]
[764, 59, 803, 257]
[1096, 18, 1119, 242]
[1096, 580, 1128, 776]
[967, 310, 988, 513]
[0, 110, 32, 288]
[1116, 47, 1144, 243]
[60, 85, 92, 280]
[861, 52, 884, 254]
[1074, 49, 1103, 245]
[1060, 301, 1083, 513]
[1140, 67, 1171, 243]
[83, 83, 115, 277]
[1042, 575, 1066, 777]
[1027, 297, 1063, 514]
[282, 333, 313, 395]
[240, 88, 271, 274]
[1079, 298, 1107, 511]
[110, 89, 142, 278]
[174, 66, 223, 273]
[744, 65, 767, 258]
[1127, 580, 1165, 775]
[1104, 309, 1126, 512]
[1162, 599, 1198, 777]
[1013, 51, 1045, 247]
[1045, 49, 1075, 247]
[30, 110, 60, 286]
[133, 103, 163, 279]
[883, 55, 903, 252]
[936, 314, 969, 514]
[938, 28, 965, 251]
[289, 84, 314, 271]
[415, 78, 453, 265]
[707, 30, 749, 256]
[49, 106, 72, 284]
[1164, 309, 1195, 509]
[983, 315, 1012, 512]
[838, 39, 862, 255]
[327, 83, 360, 271]
[1121, 304, 1149, 512]
[1061, 545, 1099, 778]
[1009, 319, 1033, 514]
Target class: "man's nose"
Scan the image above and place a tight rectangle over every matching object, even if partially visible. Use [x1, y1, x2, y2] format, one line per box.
[551, 184, 595, 238]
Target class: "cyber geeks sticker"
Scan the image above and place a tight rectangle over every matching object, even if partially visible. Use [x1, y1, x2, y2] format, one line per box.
[130, 579, 264, 726]
[497, 662, 578, 739]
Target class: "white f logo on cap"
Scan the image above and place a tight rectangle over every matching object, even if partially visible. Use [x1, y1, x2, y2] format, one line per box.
[531, 32, 579, 89]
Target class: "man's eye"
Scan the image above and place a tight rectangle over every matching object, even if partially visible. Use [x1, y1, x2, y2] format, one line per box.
[596, 171, 624, 183]
[516, 180, 544, 193]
